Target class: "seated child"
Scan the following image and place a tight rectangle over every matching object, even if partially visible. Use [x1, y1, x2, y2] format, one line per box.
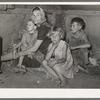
[1, 20, 38, 72]
[67, 17, 91, 73]
[42, 26, 74, 87]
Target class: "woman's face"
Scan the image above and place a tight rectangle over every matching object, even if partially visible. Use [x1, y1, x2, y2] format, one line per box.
[26, 21, 37, 33]
[31, 10, 42, 25]
[71, 22, 82, 33]
[51, 32, 61, 44]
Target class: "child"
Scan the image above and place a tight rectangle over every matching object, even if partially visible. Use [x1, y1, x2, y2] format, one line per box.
[42, 26, 74, 87]
[1, 20, 38, 72]
[67, 17, 91, 73]
[14, 20, 38, 72]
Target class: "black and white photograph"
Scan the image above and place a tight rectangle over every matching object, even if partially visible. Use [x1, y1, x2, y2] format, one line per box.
[0, 3, 100, 90]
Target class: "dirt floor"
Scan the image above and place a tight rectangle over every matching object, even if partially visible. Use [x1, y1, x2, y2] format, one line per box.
[0, 61, 100, 88]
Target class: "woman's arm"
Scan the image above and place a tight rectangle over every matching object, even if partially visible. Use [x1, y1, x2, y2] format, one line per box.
[17, 39, 43, 57]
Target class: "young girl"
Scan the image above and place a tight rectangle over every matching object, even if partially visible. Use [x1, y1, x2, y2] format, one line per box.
[42, 26, 74, 87]
[67, 17, 91, 73]
[1, 20, 38, 72]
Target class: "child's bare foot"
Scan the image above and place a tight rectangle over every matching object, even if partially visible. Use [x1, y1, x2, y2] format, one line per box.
[15, 65, 27, 74]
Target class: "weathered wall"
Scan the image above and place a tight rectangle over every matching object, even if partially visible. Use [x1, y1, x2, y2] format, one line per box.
[0, 8, 32, 52]
[65, 10, 100, 60]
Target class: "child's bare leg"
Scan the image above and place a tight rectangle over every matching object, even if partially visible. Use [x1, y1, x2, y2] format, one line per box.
[53, 65, 67, 87]
[42, 60, 59, 80]
[17, 56, 24, 68]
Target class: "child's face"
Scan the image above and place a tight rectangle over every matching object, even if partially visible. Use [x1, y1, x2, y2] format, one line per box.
[71, 22, 82, 33]
[31, 10, 42, 25]
[50, 32, 61, 44]
[26, 21, 37, 33]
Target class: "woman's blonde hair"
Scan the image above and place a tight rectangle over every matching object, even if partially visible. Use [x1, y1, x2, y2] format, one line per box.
[47, 26, 65, 39]
[32, 6, 46, 23]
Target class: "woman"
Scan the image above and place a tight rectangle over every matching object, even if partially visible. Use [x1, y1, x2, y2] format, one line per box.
[15, 7, 51, 70]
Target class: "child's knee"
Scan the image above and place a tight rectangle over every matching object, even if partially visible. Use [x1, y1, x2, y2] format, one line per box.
[54, 64, 60, 72]
[42, 60, 47, 66]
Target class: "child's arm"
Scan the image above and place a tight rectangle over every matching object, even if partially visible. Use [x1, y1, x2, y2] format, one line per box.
[70, 34, 91, 50]
[45, 43, 58, 61]
[70, 43, 90, 50]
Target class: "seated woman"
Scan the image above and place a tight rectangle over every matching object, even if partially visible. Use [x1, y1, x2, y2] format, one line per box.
[1, 20, 38, 73]
[42, 26, 75, 87]
[13, 7, 51, 71]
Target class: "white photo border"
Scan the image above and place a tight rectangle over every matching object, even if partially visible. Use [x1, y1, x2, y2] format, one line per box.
[0, 2, 100, 98]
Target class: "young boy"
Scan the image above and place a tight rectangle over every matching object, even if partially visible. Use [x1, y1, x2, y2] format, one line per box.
[42, 26, 74, 87]
[67, 17, 91, 73]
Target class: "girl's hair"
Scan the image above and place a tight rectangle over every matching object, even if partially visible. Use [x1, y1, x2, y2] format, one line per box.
[47, 26, 65, 39]
[71, 17, 86, 30]
[32, 6, 46, 23]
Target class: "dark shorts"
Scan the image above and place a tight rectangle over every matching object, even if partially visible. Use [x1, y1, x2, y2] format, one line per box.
[22, 55, 41, 68]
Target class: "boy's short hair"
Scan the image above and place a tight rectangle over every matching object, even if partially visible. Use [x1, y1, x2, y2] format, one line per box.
[32, 6, 46, 22]
[71, 17, 86, 30]
[47, 26, 65, 39]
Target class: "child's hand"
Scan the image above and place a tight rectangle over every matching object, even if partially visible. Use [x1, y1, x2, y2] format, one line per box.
[48, 59, 57, 67]
[13, 50, 20, 59]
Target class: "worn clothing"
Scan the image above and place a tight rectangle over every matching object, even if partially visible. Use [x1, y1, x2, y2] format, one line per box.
[67, 30, 90, 66]
[48, 40, 75, 78]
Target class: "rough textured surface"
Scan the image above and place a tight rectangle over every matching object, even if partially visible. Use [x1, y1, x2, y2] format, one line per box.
[0, 62, 100, 88]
